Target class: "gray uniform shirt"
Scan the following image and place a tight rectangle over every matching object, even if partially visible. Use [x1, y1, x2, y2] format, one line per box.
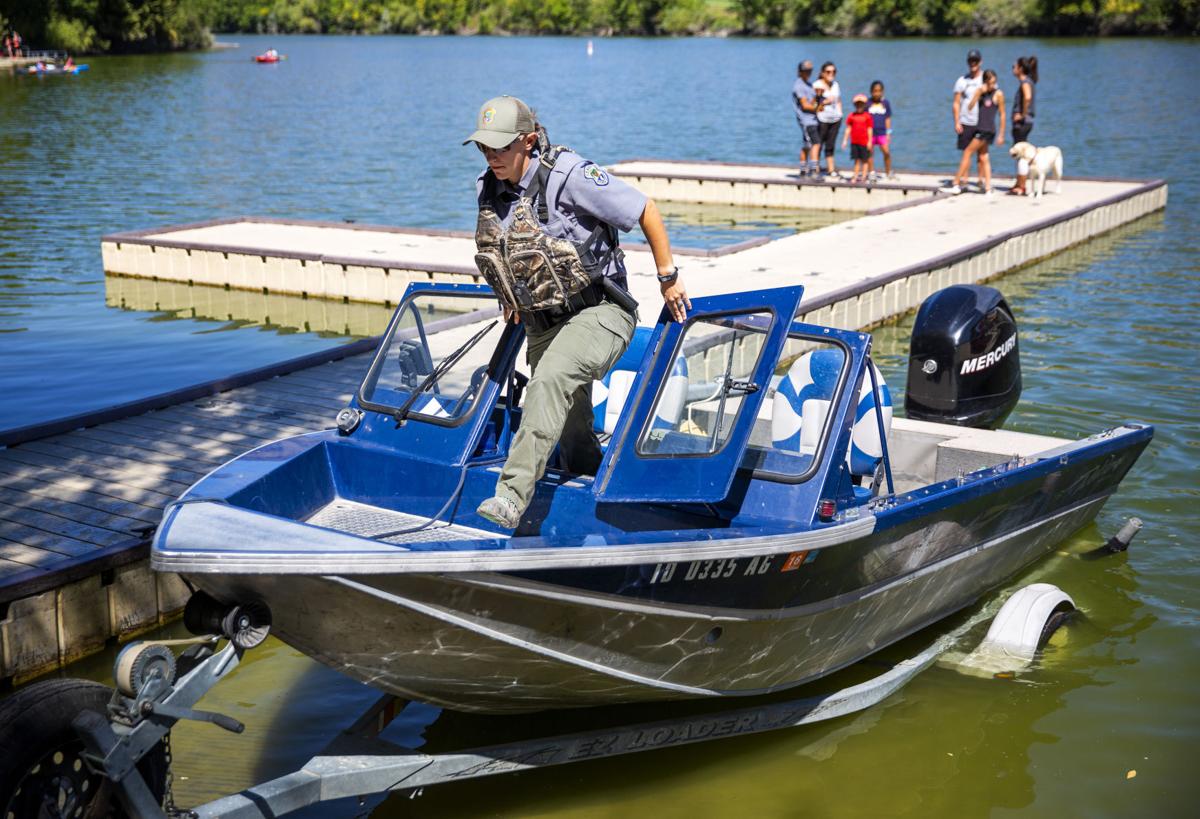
[476, 150, 647, 281]
[792, 77, 817, 126]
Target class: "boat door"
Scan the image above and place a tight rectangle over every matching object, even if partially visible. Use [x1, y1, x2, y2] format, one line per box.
[594, 286, 804, 504]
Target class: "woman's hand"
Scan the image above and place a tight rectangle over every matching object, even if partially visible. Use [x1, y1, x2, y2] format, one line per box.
[661, 279, 691, 323]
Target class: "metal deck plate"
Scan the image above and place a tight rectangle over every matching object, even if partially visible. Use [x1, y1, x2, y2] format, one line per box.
[306, 499, 492, 545]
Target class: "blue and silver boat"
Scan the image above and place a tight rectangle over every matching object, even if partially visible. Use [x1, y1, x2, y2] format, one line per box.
[152, 283, 1151, 714]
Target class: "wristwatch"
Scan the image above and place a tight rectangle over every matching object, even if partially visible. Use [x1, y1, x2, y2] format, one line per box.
[656, 266, 679, 285]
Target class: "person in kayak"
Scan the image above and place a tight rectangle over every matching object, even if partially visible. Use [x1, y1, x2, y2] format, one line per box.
[465, 95, 690, 530]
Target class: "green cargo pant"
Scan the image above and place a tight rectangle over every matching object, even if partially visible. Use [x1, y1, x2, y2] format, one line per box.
[495, 301, 636, 512]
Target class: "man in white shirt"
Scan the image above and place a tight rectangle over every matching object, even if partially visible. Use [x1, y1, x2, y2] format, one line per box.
[943, 49, 984, 194]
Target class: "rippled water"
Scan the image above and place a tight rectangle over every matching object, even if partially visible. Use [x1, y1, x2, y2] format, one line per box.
[16, 34, 1200, 818]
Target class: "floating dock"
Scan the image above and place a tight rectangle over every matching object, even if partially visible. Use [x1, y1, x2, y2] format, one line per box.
[101, 164, 1165, 330]
[1, 162, 1167, 684]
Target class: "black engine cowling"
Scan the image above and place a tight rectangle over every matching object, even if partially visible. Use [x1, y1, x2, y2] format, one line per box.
[904, 285, 1021, 429]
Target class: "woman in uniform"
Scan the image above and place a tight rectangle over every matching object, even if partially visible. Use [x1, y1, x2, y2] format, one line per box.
[465, 96, 690, 529]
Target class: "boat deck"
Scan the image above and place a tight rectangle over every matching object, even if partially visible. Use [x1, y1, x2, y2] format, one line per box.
[306, 499, 491, 545]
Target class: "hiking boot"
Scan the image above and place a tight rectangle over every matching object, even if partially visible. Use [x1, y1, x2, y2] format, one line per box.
[477, 495, 522, 529]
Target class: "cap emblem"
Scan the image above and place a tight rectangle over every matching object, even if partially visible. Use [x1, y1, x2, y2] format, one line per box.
[482, 107, 496, 125]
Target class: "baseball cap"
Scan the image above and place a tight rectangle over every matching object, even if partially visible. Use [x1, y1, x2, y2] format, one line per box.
[967, 49, 982, 63]
[852, 93, 868, 104]
[799, 59, 813, 71]
[463, 96, 536, 149]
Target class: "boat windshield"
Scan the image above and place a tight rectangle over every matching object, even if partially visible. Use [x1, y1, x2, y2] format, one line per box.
[637, 312, 771, 457]
[358, 293, 503, 424]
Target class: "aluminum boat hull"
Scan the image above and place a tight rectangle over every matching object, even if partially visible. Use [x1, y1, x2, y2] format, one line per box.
[183, 456, 1128, 713]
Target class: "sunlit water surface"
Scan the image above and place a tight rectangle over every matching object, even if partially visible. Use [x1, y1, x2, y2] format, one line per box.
[17, 35, 1199, 818]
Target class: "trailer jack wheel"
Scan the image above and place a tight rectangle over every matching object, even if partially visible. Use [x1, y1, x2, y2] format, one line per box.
[0, 679, 168, 818]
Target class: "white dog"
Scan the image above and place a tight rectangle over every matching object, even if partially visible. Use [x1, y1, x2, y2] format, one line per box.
[1009, 141, 1063, 198]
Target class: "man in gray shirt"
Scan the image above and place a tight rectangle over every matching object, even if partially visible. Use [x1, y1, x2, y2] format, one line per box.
[953, 49, 985, 151]
[942, 49, 985, 194]
[792, 60, 820, 177]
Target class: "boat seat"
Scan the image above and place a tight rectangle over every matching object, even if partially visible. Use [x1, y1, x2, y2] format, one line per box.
[592, 327, 688, 435]
[772, 351, 892, 490]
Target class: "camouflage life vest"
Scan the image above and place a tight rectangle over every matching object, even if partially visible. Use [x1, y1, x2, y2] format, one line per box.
[474, 146, 617, 316]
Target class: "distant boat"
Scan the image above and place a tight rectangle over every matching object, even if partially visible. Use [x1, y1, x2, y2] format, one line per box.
[254, 50, 283, 63]
[22, 63, 88, 75]
[587, 40, 594, 57]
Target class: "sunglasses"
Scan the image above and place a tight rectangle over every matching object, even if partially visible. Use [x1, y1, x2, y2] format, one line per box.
[823, 68, 836, 75]
[477, 137, 522, 157]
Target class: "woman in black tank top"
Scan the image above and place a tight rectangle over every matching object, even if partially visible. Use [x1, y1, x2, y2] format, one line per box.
[1011, 55, 1037, 144]
[1009, 56, 1038, 195]
[966, 70, 1006, 194]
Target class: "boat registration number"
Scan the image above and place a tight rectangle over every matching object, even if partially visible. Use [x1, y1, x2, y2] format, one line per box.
[648, 555, 775, 585]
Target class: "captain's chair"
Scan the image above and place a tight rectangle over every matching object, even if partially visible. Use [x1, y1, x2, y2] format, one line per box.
[592, 327, 688, 435]
[772, 350, 892, 495]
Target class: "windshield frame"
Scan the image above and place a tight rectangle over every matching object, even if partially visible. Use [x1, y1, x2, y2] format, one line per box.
[356, 286, 506, 429]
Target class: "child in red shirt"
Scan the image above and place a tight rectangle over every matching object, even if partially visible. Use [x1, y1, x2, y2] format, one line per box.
[841, 94, 874, 183]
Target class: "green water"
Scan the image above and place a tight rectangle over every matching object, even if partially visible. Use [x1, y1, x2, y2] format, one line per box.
[12, 35, 1199, 818]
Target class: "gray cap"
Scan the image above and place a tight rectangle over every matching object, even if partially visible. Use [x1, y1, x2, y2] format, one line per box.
[799, 59, 813, 71]
[967, 49, 982, 62]
[463, 96, 536, 149]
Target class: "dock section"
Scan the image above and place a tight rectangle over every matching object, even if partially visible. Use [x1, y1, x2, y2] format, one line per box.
[102, 166, 1166, 331]
[0, 346, 374, 682]
[0, 163, 1168, 685]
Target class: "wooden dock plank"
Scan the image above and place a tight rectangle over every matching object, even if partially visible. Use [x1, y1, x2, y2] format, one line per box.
[0, 538, 62, 568]
[0, 501, 136, 548]
[0, 487, 153, 534]
[4, 441, 209, 485]
[0, 460, 179, 507]
[69, 423, 259, 463]
[0, 557, 37, 578]
[0, 517, 102, 556]
[0, 447, 194, 493]
[0, 473, 161, 524]
[115, 411, 307, 449]
[121, 412, 313, 451]
[115, 411, 286, 445]
[34, 429, 229, 469]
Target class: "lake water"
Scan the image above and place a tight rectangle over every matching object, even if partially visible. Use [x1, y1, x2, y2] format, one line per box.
[9, 34, 1199, 818]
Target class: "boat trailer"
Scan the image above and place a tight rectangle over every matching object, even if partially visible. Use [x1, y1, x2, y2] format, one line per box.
[24, 578, 1080, 819]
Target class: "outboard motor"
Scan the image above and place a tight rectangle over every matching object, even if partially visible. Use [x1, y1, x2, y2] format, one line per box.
[905, 285, 1021, 429]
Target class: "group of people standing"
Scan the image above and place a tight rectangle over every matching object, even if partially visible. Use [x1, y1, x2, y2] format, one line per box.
[942, 50, 1039, 195]
[792, 60, 894, 182]
[3, 31, 23, 59]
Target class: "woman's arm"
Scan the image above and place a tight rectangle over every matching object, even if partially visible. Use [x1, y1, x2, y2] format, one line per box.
[968, 86, 982, 110]
[640, 199, 690, 322]
[996, 91, 1006, 144]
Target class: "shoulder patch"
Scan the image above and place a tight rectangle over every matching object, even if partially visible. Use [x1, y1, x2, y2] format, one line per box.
[583, 164, 610, 187]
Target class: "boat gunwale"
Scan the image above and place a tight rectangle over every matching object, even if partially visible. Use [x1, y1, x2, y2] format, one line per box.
[151, 423, 1150, 576]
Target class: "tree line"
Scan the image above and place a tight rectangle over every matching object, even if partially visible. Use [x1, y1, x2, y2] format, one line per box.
[5, 1, 1195, 55]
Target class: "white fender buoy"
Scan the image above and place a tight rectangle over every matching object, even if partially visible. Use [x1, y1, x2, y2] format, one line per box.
[955, 583, 1074, 676]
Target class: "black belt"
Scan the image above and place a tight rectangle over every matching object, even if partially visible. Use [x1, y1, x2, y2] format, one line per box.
[521, 282, 607, 333]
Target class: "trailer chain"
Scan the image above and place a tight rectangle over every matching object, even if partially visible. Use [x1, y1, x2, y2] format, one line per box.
[161, 731, 198, 819]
